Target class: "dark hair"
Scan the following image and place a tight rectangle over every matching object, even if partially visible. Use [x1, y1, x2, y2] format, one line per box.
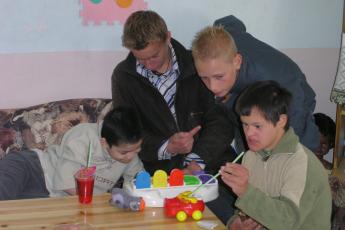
[235, 80, 292, 130]
[314, 113, 336, 149]
[101, 107, 142, 147]
[122, 10, 168, 50]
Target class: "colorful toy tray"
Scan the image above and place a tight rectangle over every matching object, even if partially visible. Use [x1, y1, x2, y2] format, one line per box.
[124, 169, 219, 207]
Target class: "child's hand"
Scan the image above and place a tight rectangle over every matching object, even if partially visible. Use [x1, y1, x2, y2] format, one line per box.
[229, 216, 262, 230]
[220, 163, 249, 197]
[183, 160, 203, 175]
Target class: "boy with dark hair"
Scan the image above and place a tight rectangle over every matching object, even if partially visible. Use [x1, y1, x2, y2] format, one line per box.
[220, 81, 332, 229]
[313, 112, 336, 169]
[0, 107, 144, 200]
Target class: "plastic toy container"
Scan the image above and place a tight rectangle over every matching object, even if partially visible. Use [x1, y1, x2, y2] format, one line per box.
[124, 169, 218, 207]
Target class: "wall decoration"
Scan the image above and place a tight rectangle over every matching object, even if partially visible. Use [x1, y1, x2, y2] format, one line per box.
[80, 0, 148, 25]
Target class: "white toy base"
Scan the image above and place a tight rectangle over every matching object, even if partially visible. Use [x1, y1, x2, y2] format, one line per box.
[124, 178, 219, 207]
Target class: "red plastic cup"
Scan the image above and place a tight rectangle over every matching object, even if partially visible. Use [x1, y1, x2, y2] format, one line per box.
[75, 172, 95, 204]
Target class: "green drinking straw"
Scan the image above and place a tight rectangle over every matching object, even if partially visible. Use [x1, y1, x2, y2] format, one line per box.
[87, 141, 92, 168]
[189, 151, 245, 197]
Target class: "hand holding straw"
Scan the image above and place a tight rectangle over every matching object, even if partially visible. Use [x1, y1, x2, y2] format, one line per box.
[189, 151, 245, 197]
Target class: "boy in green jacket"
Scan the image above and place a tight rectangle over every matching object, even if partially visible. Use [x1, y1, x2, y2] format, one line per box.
[220, 81, 331, 229]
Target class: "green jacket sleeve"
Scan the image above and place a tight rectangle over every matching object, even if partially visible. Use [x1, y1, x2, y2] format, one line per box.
[235, 184, 300, 230]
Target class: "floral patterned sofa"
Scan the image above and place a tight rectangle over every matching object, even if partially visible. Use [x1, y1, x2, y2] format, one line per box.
[0, 98, 112, 158]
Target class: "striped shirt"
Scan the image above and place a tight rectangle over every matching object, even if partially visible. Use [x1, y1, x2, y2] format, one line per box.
[136, 44, 179, 120]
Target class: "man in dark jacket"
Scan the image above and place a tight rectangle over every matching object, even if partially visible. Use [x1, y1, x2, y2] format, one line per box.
[191, 15, 319, 152]
[111, 10, 237, 223]
[112, 10, 235, 175]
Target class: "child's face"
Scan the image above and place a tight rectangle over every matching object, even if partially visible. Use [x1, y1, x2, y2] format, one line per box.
[195, 55, 241, 98]
[132, 34, 171, 74]
[240, 107, 286, 152]
[315, 133, 330, 157]
[106, 140, 142, 164]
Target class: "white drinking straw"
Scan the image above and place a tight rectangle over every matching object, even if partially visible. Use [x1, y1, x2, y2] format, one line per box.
[189, 151, 245, 196]
[87, 141, 92, 168]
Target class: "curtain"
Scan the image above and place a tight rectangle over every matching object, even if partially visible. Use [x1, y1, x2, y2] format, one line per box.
[332, 33, 345, 104]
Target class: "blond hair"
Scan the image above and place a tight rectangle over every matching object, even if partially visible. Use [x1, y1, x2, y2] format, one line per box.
[191, 26, 238, 62]
[122, 10, 168, 50]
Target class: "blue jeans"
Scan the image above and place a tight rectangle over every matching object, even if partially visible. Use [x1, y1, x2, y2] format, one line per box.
[0, 150, 49, 200]
[206, 182, 236, 224]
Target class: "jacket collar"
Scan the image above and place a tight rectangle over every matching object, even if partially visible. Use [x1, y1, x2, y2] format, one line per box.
[257, 127, 299, 160]
[170, 39, 196, 79]
[229, 52, 249, 94]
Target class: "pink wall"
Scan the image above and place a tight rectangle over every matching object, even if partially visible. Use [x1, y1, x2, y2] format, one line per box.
[0, 51, 127, 109]
[0, 48, 339, 120]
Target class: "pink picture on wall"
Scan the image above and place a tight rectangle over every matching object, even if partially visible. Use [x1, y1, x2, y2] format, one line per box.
[80, 0, 148, 25]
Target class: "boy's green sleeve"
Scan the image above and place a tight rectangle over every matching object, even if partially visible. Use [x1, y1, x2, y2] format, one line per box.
[235, 184, 299, 229]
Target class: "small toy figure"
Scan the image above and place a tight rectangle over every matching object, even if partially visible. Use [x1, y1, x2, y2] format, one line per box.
[110, 188, 145, 211]
[164, 191, 205, 222]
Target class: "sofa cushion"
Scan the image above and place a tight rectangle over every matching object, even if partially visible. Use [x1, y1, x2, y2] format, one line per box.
[0, 98, 112, 158]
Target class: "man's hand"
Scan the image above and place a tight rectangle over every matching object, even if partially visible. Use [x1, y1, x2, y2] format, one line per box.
[183, 160, 203, 175]
[167, 126, 201, 154]
[229, 216, 262, 230]
[220, 162, 249, 197]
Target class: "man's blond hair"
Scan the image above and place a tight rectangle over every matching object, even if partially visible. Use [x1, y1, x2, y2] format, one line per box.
[191, 26, 238, 62]
[122, 10, 168, 50]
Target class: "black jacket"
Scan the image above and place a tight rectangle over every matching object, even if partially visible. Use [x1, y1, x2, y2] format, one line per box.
[112, 39, 235, 174]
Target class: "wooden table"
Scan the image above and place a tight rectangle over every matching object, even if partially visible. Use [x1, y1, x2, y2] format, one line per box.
[0, 193, 226, 230]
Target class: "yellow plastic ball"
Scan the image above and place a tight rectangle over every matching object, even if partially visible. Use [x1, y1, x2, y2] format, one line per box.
[176, 211, 187, 222]
[192, 210, 203, 220]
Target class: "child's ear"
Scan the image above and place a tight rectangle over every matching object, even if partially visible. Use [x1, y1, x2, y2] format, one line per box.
[278, 114, 288, 128]
[233, 53, 242, 70]
[166, 31, 171, 44]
